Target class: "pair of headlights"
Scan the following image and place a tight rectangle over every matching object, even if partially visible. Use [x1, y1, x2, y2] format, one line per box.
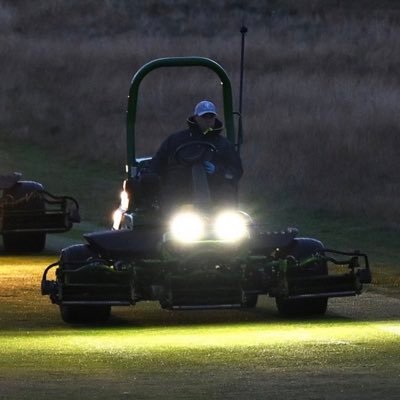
[112, 190, 250, 243]
[169, 210, 250, 243]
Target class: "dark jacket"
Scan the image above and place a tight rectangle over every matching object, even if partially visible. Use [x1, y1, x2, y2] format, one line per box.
[150, 116, 243, 182]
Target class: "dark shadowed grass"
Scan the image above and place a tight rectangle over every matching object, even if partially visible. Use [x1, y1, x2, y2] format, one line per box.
[1, 3, 400, 223]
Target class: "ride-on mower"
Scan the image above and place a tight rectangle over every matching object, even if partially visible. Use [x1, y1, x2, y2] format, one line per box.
[41, 56, 371, 323]
[0, 172, 80, 252]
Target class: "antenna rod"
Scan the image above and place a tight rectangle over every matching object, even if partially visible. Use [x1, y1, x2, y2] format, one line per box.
[237, 25, 247, 153]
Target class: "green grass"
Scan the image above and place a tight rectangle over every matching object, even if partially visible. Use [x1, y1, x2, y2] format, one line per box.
[0, 258, 400, 399]
[1, 323, 399, 384]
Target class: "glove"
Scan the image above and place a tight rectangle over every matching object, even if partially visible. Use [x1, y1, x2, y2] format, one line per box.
[203, 161, 216, 174]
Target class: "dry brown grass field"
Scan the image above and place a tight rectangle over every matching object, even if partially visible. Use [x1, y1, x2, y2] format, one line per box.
[1, 0, 400, 223]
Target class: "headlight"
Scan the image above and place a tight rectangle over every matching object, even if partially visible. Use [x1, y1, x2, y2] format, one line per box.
[214, 211, 249, 242]
[170, 211, 204, 243]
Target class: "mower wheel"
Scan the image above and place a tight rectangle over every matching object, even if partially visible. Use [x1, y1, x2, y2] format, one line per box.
[276, 238, 329, 317]
[275, 297, 328, 317]
[243, 294, 258, 308]
[59, 305, 111, 324]
[3, 232, 46, 253]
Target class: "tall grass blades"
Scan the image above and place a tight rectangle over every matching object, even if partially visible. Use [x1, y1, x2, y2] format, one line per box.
[0, 1, 399, 223]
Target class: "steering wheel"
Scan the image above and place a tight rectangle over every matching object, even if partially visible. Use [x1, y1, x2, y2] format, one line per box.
[174, 141, 217, 166]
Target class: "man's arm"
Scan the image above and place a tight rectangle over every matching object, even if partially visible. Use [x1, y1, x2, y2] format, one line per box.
[212, 140, 243, 182]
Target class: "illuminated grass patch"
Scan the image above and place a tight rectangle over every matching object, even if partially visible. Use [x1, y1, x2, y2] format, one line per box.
[0, 254, 400, 400]
[1, 321, 400, 376]
[0, 322, 395, 351]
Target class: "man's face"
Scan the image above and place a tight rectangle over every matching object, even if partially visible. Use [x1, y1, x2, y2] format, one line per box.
[195, 113, 216, 134]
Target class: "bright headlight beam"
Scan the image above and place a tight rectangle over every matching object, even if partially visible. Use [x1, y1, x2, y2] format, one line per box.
[214, 211, 249, 242]
[170, 212, 204, 243]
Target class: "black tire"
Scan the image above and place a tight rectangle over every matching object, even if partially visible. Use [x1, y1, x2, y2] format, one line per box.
[276, 238, 329, 317]
[3, 231, 46, 253]
[60, 304, 111, 324]
[276, 297, 328, 317]
[2, 181, 46, 253]
[243, 294, 258, 308]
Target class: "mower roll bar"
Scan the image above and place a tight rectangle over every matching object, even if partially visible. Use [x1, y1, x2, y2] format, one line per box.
[126, 57, 236, 177]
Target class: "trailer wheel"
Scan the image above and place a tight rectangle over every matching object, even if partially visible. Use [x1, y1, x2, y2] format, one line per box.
[3, 232, 46, 253]
[2, 181, 46, 252]
[276, 238, 329, 317]
[59, 304, 111, 324]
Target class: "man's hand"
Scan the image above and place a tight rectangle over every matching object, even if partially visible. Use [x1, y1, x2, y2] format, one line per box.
[203, 161, 216, 174]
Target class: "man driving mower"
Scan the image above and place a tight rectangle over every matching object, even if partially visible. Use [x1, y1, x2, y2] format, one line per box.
[149, 100, 243, 211]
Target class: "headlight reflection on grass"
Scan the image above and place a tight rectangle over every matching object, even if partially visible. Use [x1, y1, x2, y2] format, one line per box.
[2, 322, 400, 354]
[1, 321, 400, 375]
